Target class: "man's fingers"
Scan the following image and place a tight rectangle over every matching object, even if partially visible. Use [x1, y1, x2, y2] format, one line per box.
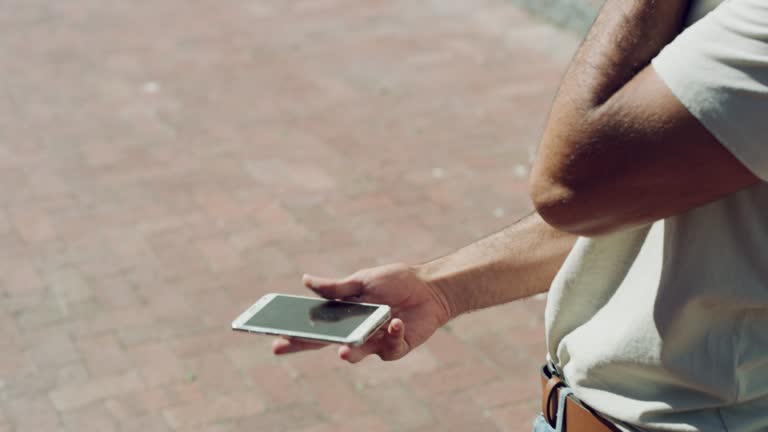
[387, 318, 405, 338]
[338, 342, 379, 363]
[338, 318, 409, 363]
[272, 337, 328, 355]
[302, 274, 363, 299]
[380, 318, 409, 361]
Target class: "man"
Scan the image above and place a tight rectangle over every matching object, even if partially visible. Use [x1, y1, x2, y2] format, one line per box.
[273, 0, 768, 430]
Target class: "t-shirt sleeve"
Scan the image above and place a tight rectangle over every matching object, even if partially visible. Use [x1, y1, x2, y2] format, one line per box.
[651, 0, 768, 181]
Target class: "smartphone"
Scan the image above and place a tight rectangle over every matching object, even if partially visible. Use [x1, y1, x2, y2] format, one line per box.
[231, 293, 392, 346]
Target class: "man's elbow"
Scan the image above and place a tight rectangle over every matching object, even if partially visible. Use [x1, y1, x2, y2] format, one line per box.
[529, 111, 628, 236]
[529, 176, 585, 235]
[529, 168, 613, 237]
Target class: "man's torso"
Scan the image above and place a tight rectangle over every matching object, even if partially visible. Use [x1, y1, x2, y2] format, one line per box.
[545, 2, 768, 431]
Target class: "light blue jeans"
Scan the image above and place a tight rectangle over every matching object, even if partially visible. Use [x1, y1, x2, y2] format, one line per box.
[532, 388, 574, 432]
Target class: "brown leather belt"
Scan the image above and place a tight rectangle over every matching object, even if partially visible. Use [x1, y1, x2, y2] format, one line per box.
[540, 366, 621, 432]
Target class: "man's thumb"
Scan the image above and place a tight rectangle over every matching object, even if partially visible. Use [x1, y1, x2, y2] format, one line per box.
[302, 274, 362, 299]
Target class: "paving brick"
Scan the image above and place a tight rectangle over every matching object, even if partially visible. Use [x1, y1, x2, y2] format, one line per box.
[104, 397, 139, 423]
[193, 188, 250, 222]
[197, 237, 242, 272]
[423, 327, 483, 367]
[73, 307, 154, 337]
[0, 311, 18, 345]
[23, 329, 80, 369]
[52, 237, 130, 279]
[174, 423, 238, 432]
[117, 322, 177, 347]
[293, 248, 370, 279]
[2, 362, 61, 399]
[448, 303, 529, 341]
[77, 333, 132, 378]
[161, 391, 265, 430]
[296, 415, 391, 432]
[245, 159, 337, 191]
[119, 415, 172, 432]
[6, 395, 60, 431]
[472, 324, 548, 373]
[144, 292, 195, 322]
[303, 371, 369, 421]
[49, 371, 145, 411]
[0, 260, 44, 296]
[239, 245, 299, 278]
[181, 352, 247, 396]
[468, 370, 541, 409]
[56, 363, 90, 388]
[102, 229, 157, 270]
[228, 271, 296, 306]
[0, 342, 24, 376]
[347, 345, 440, 386]
[9, 206, 57, 243]
[280, 347, 346, 379]
[232, 404, 325, 432]
[0, 209, 11, 235]
[127, 342, 185, 387]
[90, 274, 142, 309]
[246, 364, 312, 408]
[152, 268, 223, 297]
[171, 330, 243, 358]
[0, 235, 31, 272]
[426, 392, 500, 432]
[168, 382, 206, 404]
[223, 342, 275, 371]
[408, 361, 500, 399]
[14, 296, 67, 331]
[361, 382, 434, 430]
[186, 289, 240, 329]
[61, 404, 118, 432]
[104, 387, 173, 422]
[488, 401, 541, 432]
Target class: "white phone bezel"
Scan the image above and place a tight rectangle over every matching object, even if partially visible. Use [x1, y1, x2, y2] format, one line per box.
[231, 293, 392, 346]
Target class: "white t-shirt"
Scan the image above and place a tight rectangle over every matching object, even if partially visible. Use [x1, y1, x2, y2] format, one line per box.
[545, 1, 768, 431]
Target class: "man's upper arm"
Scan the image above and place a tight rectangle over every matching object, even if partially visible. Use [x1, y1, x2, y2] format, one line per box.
[530, 0, 768, 236]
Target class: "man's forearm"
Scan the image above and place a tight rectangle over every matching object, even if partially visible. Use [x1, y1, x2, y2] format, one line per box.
[416, 212, 576, 318]
[551, 1, 690, 111]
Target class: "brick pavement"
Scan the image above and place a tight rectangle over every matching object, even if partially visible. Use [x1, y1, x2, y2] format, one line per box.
[0, 0, 579, 431]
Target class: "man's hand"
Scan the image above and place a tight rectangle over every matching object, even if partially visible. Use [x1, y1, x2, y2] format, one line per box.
[272, 263, 451, 363]
[272, 214, 575, 362]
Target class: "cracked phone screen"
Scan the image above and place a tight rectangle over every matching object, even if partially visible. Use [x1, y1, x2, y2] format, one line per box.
[244, 296, 379, 338]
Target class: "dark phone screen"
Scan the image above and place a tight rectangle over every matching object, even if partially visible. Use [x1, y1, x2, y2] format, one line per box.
[244, 296, 380, 338]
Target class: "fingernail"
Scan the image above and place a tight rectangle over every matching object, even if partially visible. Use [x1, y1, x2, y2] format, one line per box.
[339, 346, 350, 360]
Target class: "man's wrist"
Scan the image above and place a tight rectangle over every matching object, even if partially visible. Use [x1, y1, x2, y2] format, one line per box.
[413, 260, 463, 325]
